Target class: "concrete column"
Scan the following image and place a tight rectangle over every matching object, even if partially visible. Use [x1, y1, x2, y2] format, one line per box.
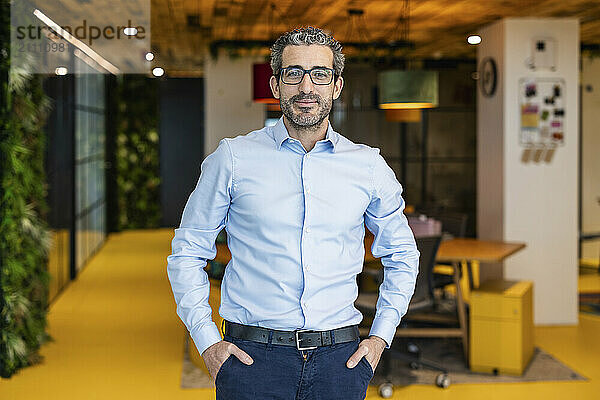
[477, 18, 579, 325]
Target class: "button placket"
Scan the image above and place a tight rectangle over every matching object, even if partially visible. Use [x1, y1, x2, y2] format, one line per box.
[299, 153, 310, 321]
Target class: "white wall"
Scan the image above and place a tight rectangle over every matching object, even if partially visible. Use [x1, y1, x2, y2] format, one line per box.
[204, 52, 266, 154]
[478, 18, 579, 325]
[581, 57, 600, 260]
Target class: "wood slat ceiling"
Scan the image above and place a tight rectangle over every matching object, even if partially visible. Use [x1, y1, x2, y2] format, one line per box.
[152, 0, 600, 75]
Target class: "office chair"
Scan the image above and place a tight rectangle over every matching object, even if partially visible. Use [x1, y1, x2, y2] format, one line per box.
[428, 213, 469, 306]
[356, 235, 452, 396]
[432, 212, 468, 239]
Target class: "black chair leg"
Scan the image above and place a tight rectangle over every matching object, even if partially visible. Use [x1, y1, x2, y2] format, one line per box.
[386, 347, 448, 374]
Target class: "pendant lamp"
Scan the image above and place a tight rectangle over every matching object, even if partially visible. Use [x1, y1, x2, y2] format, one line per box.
[378, 0, 438, 113]
[252, 62, 279, 104]
[378, 70, 438, 110]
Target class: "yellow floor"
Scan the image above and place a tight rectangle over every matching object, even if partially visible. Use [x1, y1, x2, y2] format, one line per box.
[1, 229, 600, 400]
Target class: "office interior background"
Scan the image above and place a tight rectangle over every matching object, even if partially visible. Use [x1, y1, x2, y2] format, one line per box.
[1, 0, 600, 399]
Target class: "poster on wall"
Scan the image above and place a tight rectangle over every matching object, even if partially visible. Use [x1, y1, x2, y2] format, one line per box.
[518, 78, 566, 147]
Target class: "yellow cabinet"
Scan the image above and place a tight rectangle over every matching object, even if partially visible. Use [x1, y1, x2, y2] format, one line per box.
[470, 280, 534, 375]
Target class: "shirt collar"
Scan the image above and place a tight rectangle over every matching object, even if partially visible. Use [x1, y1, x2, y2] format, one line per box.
[272, 116, 339, 153]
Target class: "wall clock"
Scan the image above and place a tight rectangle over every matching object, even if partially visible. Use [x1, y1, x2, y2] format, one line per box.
[479, 57, 497, 98]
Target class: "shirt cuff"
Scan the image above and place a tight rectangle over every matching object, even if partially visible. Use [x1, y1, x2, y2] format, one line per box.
[190, 321, 223, 356]
[369, 317, 399, 349]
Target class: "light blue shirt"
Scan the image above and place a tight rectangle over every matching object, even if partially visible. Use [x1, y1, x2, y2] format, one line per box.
[166, 116, 420, 356]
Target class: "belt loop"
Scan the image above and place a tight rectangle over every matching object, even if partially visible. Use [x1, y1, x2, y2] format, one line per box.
[267, 330, 274, 350]
[331, 329, 336, 345]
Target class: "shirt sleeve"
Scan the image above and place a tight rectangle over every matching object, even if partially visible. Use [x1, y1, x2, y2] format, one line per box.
[166, 138, 233, 356]
[364, 149, 420, 349]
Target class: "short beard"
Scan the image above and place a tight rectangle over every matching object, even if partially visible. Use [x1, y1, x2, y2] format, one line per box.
[280, 92, 332, 132]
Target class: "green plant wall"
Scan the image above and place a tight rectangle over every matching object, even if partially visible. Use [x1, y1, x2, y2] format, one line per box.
[0, 0, 53, 377]
[115, 76, 161, 230]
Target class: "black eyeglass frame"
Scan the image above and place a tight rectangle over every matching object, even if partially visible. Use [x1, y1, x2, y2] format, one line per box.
[278, 66, 337, 85]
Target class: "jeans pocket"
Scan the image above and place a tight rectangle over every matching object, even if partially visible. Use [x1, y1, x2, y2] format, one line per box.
[215, 354, 233, 385]
[359, 357, 374, 378]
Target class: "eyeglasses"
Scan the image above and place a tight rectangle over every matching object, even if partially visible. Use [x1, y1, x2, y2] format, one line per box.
[279, 66, 335, 85]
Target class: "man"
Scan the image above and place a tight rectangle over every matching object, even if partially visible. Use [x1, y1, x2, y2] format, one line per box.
[166, 26, 419, 399]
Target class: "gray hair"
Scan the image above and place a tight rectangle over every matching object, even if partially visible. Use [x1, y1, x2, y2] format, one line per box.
[270, 26, 345, 80]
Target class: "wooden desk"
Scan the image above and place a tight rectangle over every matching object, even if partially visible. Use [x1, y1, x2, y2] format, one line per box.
[437, 238, 526, 290]
[436, 238, 526, 264]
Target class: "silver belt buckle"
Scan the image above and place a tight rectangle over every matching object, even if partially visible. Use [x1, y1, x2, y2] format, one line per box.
[295, 329, 318, 351]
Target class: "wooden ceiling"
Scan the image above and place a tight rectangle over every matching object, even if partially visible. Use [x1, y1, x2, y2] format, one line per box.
[151, 0, 600, 75]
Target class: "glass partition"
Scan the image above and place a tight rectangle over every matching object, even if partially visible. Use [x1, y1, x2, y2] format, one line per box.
[74, 57, 107, 272]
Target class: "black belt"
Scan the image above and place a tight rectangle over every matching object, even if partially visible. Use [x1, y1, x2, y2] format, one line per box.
[223, 320, 360, 351]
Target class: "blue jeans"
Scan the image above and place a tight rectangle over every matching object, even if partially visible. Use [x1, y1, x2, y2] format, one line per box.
[215, 334, 374, 400]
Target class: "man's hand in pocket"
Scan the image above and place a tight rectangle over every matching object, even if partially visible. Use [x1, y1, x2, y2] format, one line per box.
[202, 340, 254, 383]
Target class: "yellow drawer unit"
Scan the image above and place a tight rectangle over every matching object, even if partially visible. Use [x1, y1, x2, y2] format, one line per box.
[470, 280, 534, 375]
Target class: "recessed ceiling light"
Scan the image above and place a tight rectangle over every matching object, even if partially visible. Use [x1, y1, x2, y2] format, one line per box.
[124, 27, 138, 36]
[467, 35, 482, 45]
[152, 67, 165, 77]
[55, 66, 68, 75]
[145, 52, 154, 61]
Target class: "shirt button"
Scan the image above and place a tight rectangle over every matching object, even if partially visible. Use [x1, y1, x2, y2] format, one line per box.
[305, 227, 311, 233]
[305, 188, 310, 194]
[305, 264, 310, 271]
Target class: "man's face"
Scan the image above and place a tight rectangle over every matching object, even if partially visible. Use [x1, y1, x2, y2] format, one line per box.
[270, 44, 344, 128]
